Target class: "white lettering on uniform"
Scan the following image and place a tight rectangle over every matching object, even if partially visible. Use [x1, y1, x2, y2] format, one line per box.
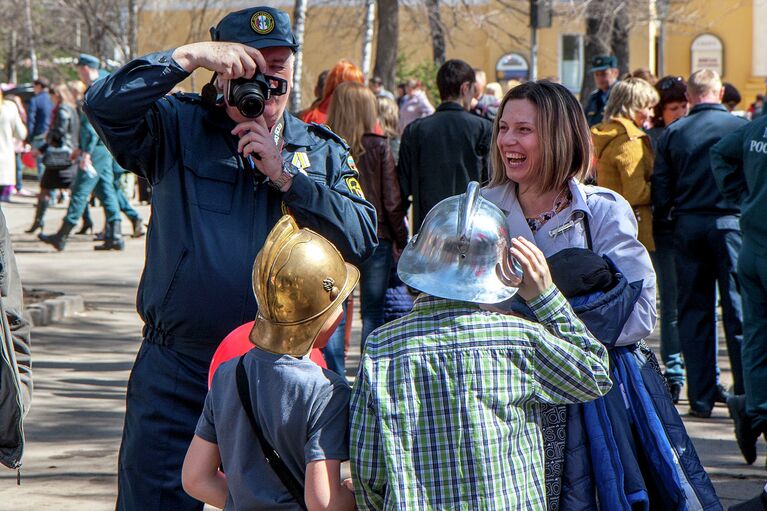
[749, 140, 767, 154]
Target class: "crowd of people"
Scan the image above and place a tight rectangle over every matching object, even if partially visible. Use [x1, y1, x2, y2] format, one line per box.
[1, 3, 767, 510]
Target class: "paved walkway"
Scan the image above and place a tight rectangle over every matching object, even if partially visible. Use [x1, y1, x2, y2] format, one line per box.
[0, 191, 764, 509]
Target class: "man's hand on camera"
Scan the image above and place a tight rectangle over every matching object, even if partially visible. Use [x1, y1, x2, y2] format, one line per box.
[171, 42, 267, 80]
[232, 117, 290, 189]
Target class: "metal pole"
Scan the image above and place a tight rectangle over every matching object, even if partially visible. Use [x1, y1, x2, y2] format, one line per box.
[531, 26, 538, 81]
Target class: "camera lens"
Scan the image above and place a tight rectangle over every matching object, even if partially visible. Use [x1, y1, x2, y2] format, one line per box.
[239, 95, 265, 118]
[229, 75, 270, 118]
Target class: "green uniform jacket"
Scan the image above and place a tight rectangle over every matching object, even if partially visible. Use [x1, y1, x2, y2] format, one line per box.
[710, 115, 767, 249]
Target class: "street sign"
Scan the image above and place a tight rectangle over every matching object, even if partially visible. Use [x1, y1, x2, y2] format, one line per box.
[691, 33, 724, 77]
[496, 53, 530, 81]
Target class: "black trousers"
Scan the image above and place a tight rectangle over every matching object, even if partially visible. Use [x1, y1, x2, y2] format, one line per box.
[674, 214, 744, 413]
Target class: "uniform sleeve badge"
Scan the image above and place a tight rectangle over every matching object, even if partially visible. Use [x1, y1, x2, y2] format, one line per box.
[346, 155, 359, 176]
[344, 176, 365, 199]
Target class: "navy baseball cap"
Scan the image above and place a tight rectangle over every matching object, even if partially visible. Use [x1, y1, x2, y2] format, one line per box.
[590, 55, 618, 72]
[76, 53, 100, 69]
[211, 7, 299, 53]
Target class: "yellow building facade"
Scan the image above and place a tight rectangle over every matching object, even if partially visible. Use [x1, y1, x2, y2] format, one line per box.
[138, 0, 765, 110]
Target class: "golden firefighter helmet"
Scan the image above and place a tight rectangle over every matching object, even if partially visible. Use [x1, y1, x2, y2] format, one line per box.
[250, 216, 359, 356]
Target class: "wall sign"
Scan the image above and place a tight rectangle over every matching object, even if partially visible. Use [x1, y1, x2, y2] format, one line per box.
[496, 53, 530, 81]
[691, 34, 724, 76]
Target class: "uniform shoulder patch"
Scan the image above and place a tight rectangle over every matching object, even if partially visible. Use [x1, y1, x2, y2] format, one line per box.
[309, 122, 349, 149]
[344, 175, 365, 199]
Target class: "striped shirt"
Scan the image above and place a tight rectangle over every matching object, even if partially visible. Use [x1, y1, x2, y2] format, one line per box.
[349, 286, 612, 510]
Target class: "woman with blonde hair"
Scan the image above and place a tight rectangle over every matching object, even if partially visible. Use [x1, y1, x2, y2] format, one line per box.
[375, 96, 400, 164]
[26, 83, 79, 233]
[327, 82, 408, 349]
[591, 77, 659, 251]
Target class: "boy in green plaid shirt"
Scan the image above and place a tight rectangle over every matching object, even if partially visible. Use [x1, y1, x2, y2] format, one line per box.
[349, 226, 612, 510]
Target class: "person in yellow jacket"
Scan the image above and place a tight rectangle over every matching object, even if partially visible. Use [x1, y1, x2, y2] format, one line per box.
[591, 77, 660, 251]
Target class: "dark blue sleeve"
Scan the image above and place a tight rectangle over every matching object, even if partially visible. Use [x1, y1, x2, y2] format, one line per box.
[83, 49, 190, 184]
[283, 155, 378, 266]
[651, 128, 675, 221]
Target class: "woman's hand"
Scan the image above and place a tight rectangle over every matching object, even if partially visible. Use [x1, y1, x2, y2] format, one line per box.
[497, 237, 553, 302]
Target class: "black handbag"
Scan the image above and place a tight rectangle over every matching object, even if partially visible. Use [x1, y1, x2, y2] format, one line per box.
[42, 147, 73, 171]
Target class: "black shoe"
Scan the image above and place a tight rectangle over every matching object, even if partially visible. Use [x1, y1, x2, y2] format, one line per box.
[716, 384, 731, 404]
[75, 220, 93, 235]
[727, 395, 759, 465]
[728, 489, 767, 510]
[38, 222, 75, 252]
[95, 221, 124, 251]
[670, 383, 682, 405]
[130, 216, 145, 238]
[688, 407, 712, 419]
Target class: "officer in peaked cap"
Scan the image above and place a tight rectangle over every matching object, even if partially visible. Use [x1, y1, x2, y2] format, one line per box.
[584, 55, 620, 127]
[83, 6, 377, 510]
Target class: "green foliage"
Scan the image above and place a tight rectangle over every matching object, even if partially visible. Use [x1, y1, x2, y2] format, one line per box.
[396, 53, 440, 106]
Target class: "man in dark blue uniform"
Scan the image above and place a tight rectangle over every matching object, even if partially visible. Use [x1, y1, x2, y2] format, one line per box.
[83, 7, 377, 510]
[652, 69, 747, 419]
[584, 55, 619, 127]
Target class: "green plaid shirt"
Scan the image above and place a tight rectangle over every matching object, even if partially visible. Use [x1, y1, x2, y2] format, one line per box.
[349, 286, 612, 510]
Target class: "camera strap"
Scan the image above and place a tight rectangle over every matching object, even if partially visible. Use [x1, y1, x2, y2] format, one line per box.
[272, 116, 285, 152]
[235, 355, 307, 509]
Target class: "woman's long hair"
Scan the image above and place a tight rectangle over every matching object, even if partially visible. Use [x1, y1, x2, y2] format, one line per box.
[50, 82, 76, 109]
[327, 82, 378, 161]
[489, 80, 592, 193]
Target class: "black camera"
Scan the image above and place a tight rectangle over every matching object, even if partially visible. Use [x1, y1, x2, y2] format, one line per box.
[226, 73, 289, 118]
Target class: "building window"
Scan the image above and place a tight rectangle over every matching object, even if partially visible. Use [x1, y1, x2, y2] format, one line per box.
[560, 34, 583, 93]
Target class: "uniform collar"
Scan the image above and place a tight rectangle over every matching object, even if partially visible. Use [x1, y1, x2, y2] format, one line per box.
[689, 103, 728, 115]
[436, 101, 465, 112]
[481, 179, 591, 242]
[282, 111, 315, 149]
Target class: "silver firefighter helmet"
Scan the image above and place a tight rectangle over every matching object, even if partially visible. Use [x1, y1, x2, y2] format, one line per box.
[398, 181, 519, 304]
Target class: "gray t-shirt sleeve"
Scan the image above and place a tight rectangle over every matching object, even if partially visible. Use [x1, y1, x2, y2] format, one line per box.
[304, 381, 350, 463]
[195, 390, 218, 444]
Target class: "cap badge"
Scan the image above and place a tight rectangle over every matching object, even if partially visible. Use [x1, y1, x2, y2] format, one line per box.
[251, 11, 275, 35]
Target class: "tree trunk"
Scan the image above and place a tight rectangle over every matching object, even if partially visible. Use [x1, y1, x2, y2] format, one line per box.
[611, 3, 630, 76]
[425, 0, 446, 67]
[361, 0, 375, 79]
[290, 0, 308, 113]
[128, 0, 138, 60]
[373, 0, 398, 92]
[579, 0, 613, 103]
[24, 0, 37, 80]
[6, 30, 17, 84]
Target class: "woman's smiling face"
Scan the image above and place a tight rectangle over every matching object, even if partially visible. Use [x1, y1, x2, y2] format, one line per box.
[496, 99, 540, 189]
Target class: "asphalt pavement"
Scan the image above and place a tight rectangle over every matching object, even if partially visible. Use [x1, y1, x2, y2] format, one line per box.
[0, 189, 764, 509]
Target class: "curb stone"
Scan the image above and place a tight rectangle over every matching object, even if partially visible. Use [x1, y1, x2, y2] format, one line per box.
[24, 295, 85, 327]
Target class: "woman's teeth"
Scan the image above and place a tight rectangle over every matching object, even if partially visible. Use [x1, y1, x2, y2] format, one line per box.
[506, 152, 526, 166]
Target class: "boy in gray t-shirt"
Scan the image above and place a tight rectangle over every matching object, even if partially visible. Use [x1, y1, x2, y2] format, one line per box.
[182, 216, 358, 510]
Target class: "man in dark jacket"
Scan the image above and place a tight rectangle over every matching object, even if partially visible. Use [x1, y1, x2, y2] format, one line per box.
[652, 68, 748, 419]
[26, 77, 53, 179]
[83, 6, 377, 510]
[711, 114, 767, 468]
[397, 59, 492, 233]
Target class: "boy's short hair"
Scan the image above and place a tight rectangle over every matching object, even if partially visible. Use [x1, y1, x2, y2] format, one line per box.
[437, 60, 475, 101]
[687, 69, 722, 98]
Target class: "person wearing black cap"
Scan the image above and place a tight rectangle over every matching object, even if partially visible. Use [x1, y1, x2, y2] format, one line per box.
[82, 6, 377, 511]
[584, 55, 620, 127]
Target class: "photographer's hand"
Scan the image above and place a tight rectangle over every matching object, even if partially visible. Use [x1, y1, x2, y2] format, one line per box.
[232, 116, 290, 190]
[171, 42, 267, 80]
